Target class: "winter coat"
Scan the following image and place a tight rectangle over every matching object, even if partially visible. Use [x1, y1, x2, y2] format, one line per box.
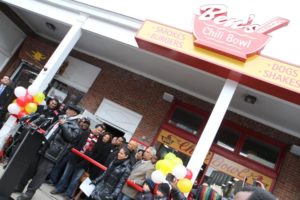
[121, 160, 155, 199]
[43, 117, 80, 163]
[136, 191, 154, 200]
[90, 158, 132, 200]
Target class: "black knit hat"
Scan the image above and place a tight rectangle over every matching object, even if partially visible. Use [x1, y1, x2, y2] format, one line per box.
[157, 183, 170, 196]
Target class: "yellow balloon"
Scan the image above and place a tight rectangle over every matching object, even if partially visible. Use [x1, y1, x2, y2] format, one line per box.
[171, 157, 183, 167]
[155, 160, 164, 170]
[33, 92, 45, 104]
[177, 178, 193, 193]
[25, 102, 38, 114]
[159, 159, 173, 175]
[164, 152, 176, 160]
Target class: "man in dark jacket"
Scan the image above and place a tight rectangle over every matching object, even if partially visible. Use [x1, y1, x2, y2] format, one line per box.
[17, 104, 82, 200]
[0, 75, 14, 127]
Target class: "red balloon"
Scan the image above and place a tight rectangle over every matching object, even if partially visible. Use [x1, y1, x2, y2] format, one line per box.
[16, 96, 27, 107]
[185, 169, 193, 180]
[17, 110, 28, 119]
[24, 94, 34, 103]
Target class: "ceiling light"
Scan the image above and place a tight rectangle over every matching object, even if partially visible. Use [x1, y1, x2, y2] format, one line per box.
[244, 94, 257, 104]
[46, 22, 56, 31]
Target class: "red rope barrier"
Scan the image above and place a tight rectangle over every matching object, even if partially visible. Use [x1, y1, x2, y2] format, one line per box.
[71, 148, 143, 192]
[127, 180, 143, 192]
[71, 148, 107, 171]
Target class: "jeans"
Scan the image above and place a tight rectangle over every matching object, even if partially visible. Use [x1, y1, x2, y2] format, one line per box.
[48, 154, 69, 184]
[55, 160, 76, 193]
[64, 168, 85, 198]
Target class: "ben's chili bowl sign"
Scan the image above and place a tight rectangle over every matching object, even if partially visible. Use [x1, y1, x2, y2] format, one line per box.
[194, 4, 289, 61]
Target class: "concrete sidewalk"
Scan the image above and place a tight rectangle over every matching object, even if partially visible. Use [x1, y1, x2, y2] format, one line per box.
[0, 163, 65, 200]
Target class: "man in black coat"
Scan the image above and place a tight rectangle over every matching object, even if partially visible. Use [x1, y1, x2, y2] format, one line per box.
[0, 75, 14, 127]
[16, 104, 82, 200]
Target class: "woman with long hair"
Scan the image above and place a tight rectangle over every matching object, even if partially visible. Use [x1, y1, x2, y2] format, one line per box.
[88, 146, 132, 200]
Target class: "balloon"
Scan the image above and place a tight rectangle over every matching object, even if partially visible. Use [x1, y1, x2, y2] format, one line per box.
[177, 178, 193, 193]
[164, 152, 176, 160]
[24, 94, 34, 103]
[185, 169, 193, 180]
[14, 86, 26, 97]
[17, 110, 28, 119]
[25, 102, 38, 114]
[171, 157, 183, 167]
[7, 103, 21, 115]
[155, 160, 164, 170]
[157, 159, 173, 175]
[151, 170, 166, 184]
[27, 85, 39, 96]
[33, 92, 45, 104]
[172, 165, 187, 179]
[16, 96, 27, 107]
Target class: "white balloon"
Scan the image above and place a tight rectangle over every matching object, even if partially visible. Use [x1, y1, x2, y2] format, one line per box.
[151, 170, 166, 184]
[14, 86, 26, 97]
[172, 165, 187, 179]
[27, 85, 39, 96]
[7, 103, 21, 114]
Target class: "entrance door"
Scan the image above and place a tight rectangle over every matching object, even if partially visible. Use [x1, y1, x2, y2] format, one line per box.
[11, 60, 39, 88]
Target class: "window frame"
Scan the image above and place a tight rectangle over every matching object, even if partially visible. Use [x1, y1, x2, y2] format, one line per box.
[160, 101, 287, 175]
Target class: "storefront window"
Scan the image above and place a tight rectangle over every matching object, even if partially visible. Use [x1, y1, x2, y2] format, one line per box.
[213, 126, 240, 151]
[156, 143, 190, 165]
[239, 136, 279, 168]
[46, 79, 84, 104]
[168, 107, 203, 135]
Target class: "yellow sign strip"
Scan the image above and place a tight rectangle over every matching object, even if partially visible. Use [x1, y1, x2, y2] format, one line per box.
[136, 20, 300, 93]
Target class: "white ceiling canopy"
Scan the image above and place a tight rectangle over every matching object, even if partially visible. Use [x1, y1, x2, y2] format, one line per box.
[4, 1, 300, 139]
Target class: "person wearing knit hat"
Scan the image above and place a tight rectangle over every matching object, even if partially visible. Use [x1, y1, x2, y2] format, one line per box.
[135, 179, 155, 200]
[154, 183, 171, 200]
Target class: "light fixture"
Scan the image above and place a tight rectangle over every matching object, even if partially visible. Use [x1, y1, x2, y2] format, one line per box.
[244, 94, 257, 104]
[162, 92, 174, 102]
[45, 22, 56, 31]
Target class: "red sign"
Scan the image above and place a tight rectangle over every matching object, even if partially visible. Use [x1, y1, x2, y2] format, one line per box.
[193, 5, 289, 61]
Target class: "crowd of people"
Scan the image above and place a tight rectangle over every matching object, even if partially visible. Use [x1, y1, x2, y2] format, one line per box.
[0, 75, 279, 200]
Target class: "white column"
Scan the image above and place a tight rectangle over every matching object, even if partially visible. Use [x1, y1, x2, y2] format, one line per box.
[187, 79, 238, 184]
[0, 13, 88, 152]
[33, 14, 88, 92]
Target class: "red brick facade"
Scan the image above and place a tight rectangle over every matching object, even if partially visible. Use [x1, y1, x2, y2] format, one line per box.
[4, 37, 300, 199]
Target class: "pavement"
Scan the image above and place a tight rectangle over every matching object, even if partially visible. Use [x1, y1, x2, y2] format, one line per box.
[0, 162, 65, 200]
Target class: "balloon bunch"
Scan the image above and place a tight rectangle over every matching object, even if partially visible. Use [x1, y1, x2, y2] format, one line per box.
[151, 152, 193, 193]
[7, 85, 45, 119]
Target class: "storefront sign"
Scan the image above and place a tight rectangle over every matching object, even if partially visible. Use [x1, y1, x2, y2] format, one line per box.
[136, 20, 300, 104]
[194, 5, 289, 61]
[157, 129, 195, 156]
[210, 154, 273, 191]
[157, 129, 213, 164]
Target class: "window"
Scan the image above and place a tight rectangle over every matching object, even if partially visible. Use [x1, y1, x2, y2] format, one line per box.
[239, 136, 280, 168]
[214, 126, 240, 151]
[168, 107, 203, 135]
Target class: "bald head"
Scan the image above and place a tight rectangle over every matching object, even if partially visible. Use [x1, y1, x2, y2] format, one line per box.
[127, 140, 138, 151]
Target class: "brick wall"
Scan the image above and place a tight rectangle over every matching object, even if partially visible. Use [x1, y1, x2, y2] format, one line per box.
[4, 38, 300, 199]
[74, 51, 300, 199]
[273, 153, 300, 199]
